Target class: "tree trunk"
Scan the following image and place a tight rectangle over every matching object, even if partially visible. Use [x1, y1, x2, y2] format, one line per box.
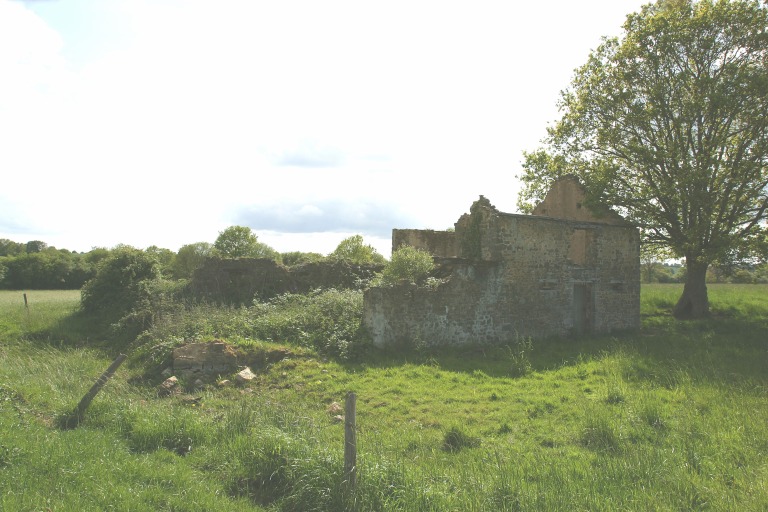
[673, 258, 710, 319]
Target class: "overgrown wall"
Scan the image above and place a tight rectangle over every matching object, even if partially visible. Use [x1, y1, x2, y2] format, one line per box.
[364, 205, 640, 347]
[190, 258, 383, 304]
[392, 229, 458, 257]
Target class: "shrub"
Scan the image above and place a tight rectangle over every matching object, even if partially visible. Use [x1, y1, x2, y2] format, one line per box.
[81, 247, 161, 317]
[251, 288, 369, 360]
[78, 247, 187, 341]
[375, 245, 435, 286]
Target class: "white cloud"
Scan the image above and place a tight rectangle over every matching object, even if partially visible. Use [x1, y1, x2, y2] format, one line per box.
[0, 0, 648, 254]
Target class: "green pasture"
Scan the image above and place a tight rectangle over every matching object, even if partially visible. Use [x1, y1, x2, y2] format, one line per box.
[1, 285, 766, 511]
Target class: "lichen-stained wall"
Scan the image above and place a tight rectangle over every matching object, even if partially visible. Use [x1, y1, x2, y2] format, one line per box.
[363, 182, 640, 347]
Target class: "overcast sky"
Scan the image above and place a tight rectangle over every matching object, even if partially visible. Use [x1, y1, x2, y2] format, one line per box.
[0, 0, 648, 256]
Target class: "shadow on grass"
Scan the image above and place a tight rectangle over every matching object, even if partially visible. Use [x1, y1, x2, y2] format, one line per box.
[341, 309, 768, 388]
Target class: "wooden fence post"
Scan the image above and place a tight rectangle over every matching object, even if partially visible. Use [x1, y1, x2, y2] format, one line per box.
[62, 353, 128, 428]
[344, 391, 357, 490]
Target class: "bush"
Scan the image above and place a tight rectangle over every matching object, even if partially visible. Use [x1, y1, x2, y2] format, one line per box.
[251, 288, 369, 360]
[731, 269, 755, 284]
[79, 247, 182, 340]
[81, 247, 160, 315]
[375, 245, 435, 286]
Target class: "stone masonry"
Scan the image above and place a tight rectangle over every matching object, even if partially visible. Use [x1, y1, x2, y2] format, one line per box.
[363, 176, 640, 347]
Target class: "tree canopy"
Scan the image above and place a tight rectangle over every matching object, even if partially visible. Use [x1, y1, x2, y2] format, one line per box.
[519, 0, 768, 318]
[173, 242, 215, 278]
[213, 226, 279, 260]
[328, 235, 386, 265]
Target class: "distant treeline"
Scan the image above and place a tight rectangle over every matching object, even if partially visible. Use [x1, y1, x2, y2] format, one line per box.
[642, 260, 768, 285]
[0, 230, 387, 290]
[0, 239, 107, 290]
[4, 233, 766, 290]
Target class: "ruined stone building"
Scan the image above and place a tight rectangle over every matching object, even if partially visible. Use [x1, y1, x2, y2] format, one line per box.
[363, 176, 641, 347]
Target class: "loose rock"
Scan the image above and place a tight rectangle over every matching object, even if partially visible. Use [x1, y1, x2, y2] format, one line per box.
[236, 367, 256, 384]
[158, 376, 180, 396]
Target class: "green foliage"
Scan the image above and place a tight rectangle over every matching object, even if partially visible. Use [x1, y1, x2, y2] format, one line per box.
[328, 235, 385, 264]
[214, 226, 279, 260]
[0, 250, 95, 290]
[251, 288, 368, 359]
[520, 0, 768, 318]
[0, 238, 24, 257]
[375, 245, 435, 286]
[280, 251, 326, 267]
[173, 242, 215, 278]
[25, 240, 48, 253]
[144, 245, 175, 275]
[80, 246, 161, 320]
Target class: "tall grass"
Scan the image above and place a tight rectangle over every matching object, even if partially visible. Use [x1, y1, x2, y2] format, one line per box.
[1, 286, 767, 510]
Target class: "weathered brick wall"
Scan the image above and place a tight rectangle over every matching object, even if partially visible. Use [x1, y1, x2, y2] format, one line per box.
[190, 258, 383, 304]
[364, 191, 640, 347]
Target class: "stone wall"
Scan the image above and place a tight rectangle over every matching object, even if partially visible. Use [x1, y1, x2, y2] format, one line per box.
[392, 229, 458, 257]
[190, 258, 383, 304]
[364, 179, 640, 347]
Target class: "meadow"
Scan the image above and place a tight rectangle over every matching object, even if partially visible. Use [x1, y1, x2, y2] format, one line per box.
[0, 285, 766, 511]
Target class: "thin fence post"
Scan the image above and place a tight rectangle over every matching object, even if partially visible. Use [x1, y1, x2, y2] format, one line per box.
[63, 353, 128, 428]
[344, 391, 357, 491]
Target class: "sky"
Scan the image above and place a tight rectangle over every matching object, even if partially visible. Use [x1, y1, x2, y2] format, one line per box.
[0, 0, 648, 257]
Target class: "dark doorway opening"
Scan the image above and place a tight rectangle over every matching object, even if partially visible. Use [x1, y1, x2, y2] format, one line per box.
[573, 283, 593, 334]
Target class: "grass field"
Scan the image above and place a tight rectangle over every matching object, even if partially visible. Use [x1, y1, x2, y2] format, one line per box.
[1, 285, 766, 511]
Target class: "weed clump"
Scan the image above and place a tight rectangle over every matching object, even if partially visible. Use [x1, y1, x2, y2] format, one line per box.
[581, 410, 621, 451]
[250, 288, 370, 360]
[442, 426, 481, 452]
[506, 335, 533, 377]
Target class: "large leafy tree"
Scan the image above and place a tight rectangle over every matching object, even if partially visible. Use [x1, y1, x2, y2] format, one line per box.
[173, 242, 215, 278]
[519, 0, 768, 318]
[213, 226, 279, 260]
[328, 235, 386, 264]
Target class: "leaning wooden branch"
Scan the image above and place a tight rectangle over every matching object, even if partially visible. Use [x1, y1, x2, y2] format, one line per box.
[60, 353, 127, 429]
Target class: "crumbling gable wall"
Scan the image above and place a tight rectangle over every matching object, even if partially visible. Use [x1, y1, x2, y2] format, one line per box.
[531, 174, 627, 225]
[363, 178, 640, 347]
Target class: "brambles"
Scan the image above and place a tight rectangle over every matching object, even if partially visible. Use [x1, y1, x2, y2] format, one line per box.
[374, 245, 435, 287]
